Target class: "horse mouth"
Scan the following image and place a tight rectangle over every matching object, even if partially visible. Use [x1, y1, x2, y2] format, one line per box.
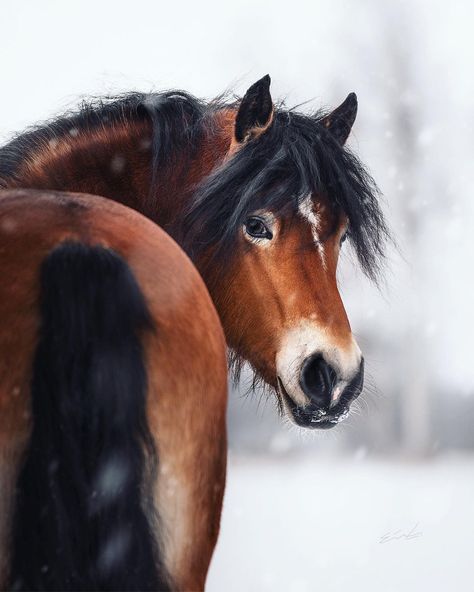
[276, 377, 351, 430]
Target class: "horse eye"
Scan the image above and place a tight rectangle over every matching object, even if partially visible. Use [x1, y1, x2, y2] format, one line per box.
[340, 231, 348, 246]
[244, 216, 273, 240]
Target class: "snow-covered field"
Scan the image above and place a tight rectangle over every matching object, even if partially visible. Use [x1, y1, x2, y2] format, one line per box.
[208, 455, 474, 592]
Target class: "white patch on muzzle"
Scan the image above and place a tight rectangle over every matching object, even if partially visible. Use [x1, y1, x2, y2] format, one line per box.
[275, 320, 362, 408]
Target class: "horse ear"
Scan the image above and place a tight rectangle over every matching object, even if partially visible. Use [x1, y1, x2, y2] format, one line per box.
[234, 75, 274, 144]
[320, 92, 358, 145]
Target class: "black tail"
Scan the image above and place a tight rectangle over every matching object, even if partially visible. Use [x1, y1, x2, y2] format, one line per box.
[10, 242, 170, 591]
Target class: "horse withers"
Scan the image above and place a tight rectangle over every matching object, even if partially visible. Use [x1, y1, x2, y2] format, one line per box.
[0, 189, 227, 591]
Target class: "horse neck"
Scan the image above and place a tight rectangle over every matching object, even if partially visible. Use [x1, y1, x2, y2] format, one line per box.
[6, 109, 236, 234]
[6, 119, 153, 213]
[157, 108, 235, 237]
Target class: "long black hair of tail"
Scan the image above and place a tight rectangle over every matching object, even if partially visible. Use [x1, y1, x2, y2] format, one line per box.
[9, 242, 171, 591]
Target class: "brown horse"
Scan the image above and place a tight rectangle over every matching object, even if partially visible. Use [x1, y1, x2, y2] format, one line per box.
[0, 189, 227, 591]
[0, 75, 388, 427]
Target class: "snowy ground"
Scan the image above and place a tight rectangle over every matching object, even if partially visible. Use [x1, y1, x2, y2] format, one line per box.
[207, 454, 474, 592]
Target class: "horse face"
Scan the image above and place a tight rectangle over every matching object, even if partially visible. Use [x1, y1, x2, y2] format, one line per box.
[217, 193, 363, 429]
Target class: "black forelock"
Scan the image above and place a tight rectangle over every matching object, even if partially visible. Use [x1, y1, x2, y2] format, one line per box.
[181, 105, 389, 282]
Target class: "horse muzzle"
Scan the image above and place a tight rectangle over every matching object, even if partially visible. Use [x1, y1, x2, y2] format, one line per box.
[277, 357, 364, 429]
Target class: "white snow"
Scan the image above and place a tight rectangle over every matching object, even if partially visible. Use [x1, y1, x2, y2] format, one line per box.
[208, 455, 474, 592]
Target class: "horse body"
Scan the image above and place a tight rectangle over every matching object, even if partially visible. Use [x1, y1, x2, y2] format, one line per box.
[0, 76, 389, 589]
[0, 189, 227, 590]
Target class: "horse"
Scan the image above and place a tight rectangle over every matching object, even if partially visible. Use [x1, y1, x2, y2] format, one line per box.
[0, 74, 388, 427]
[0, 189, 228, 591]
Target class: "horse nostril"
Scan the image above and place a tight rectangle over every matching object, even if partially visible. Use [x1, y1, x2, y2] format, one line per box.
[299, 354, 337, 409]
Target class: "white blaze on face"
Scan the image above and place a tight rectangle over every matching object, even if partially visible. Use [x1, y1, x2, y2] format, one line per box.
[275, 320, 362, 409]
[298, 194, 326, 268]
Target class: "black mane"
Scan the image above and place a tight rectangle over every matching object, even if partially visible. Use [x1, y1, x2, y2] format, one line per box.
[181, 106, 388, 282]
[0, 91, 208, 190]
[0, 90, 388, 280]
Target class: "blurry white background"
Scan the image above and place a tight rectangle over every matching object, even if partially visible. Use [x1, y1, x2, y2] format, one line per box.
[2, 0, 474, 589]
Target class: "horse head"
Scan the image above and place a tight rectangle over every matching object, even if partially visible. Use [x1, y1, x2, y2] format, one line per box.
[184, 76, 387, 428]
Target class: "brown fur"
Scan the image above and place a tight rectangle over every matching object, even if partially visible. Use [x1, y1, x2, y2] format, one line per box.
[2, 107, 355, 384]
[0, 189, 228, 591]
